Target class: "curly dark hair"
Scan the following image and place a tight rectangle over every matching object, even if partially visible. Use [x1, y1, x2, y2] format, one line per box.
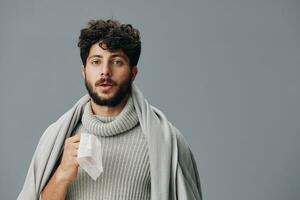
[78, 19, 141, 68]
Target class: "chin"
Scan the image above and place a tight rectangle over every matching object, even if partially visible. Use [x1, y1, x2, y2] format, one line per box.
[97, 92, 115, 99]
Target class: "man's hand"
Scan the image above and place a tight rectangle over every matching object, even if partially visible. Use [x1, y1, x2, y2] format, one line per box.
[57, 133, 81, 183]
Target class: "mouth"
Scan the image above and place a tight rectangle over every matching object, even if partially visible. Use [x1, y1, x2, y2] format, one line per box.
[97, 83, 114, 91]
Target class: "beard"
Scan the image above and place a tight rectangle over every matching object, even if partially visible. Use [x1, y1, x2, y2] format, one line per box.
[84, 73, 133, 107]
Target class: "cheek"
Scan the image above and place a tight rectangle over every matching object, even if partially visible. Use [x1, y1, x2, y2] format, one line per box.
[115, 70, 131, 81]
[85, 70, 98, 82]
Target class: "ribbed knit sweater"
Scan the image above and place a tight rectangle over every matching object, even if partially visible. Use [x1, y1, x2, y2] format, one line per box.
[65, 95, 151, 200]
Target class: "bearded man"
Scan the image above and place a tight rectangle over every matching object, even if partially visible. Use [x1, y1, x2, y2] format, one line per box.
[17, 19, 202, 200]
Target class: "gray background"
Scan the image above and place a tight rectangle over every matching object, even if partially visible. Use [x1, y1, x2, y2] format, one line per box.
[1, 0, 299, 199]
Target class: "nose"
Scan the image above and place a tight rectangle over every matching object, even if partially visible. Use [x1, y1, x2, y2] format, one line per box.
[100, 62, 111, 77]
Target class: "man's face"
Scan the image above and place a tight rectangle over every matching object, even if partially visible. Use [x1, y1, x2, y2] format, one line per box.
[81, 42, 138, 107]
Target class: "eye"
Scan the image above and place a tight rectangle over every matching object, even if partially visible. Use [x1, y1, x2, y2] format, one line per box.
[91, 60, 100, 65]
[112, 60, 124, 66]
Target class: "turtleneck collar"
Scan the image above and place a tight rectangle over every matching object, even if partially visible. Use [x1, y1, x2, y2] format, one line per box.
[81, 94, 139, 137]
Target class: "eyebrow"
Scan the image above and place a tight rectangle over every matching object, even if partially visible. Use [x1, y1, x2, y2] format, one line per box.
[88, 54, 128, 61]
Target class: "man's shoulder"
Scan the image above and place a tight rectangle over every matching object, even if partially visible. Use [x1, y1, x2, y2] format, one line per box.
[168, 121, 189, 148]
[166, 120, 195, 164]
[150, 104, 190, 148]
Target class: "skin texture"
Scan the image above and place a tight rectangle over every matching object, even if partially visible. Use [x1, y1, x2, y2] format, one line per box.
[41, 42, 138, 200]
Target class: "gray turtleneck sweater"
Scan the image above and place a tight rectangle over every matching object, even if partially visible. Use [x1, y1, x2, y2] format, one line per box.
[65, 95, 151, 200]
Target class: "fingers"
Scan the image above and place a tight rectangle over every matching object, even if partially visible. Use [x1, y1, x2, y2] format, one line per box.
[73, 142, 79, 149]
[68, 133, 81, 143]
[72, 148, 79, 157]
[67, 143, 79, 157]
[64, 134, 80, 158]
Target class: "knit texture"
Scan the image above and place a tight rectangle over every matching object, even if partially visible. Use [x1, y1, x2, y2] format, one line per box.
[65, 95, 151, 200]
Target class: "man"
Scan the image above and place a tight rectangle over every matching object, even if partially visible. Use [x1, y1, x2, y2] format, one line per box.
[17, 19, 202, 200]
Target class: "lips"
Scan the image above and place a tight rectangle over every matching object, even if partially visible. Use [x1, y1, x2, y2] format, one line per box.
[97, 83, 114, 91]
[100, 83, 113, 86]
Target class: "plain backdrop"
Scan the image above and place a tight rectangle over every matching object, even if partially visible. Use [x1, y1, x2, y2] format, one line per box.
[1, 0, 299, 199]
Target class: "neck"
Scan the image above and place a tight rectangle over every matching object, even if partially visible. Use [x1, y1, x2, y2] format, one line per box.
[90, 94, 130, 117]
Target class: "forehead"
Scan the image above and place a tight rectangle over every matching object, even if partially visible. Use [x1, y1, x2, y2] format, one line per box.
[88, 42, 127, 59]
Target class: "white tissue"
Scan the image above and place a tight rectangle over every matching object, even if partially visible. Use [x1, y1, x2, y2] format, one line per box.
[77, 132, 103, 181]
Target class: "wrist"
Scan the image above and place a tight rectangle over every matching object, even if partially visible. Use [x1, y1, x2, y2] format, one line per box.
[55, 166, 72, 185]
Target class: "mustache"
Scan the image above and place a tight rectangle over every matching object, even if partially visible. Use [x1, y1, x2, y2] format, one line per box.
[95, 77, 116, 86]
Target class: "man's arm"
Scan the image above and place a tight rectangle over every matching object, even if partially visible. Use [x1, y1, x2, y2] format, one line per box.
[41, 134, 81, 200]
[41, 167, 70, 200]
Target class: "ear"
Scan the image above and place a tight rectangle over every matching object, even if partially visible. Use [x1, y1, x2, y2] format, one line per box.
[131, 66, 138, 81]
[81, 65, 85, 79]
